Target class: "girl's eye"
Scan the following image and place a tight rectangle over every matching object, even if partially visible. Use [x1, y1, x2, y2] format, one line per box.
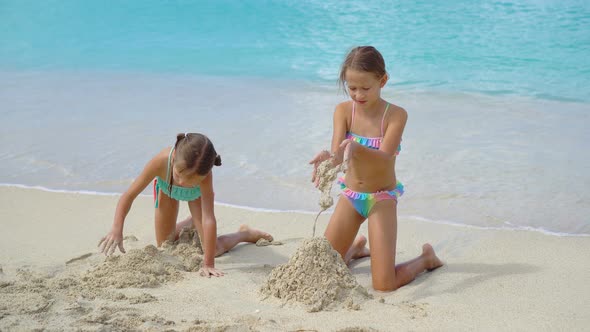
[349, 87, 357, 91]
[363, 88, 370, 91]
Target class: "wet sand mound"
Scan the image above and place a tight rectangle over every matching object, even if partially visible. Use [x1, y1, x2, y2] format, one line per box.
[0, 234, 203, 329]
[82, 229, 202, 289]
[260, 237, 370, 312]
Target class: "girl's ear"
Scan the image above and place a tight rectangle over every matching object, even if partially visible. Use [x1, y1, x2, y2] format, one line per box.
[380, 74, 388, 88]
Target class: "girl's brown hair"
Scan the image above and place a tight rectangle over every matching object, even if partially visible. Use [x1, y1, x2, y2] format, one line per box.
[170, 133, 221, 187]
[338, 46, 387, 94]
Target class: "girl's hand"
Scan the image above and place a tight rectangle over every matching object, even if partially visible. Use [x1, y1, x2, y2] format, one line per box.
[199, 266, 224, 278]
[98, 230, 126, 256]
[309, 150, 332, 186]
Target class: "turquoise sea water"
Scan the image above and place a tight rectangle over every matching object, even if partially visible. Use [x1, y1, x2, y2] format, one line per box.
[1, 0, 589, 235]
[2, 0, 590, 101]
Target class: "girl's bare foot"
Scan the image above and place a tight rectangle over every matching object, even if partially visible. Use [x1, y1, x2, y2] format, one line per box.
[345, 235, 371, 265]
[238, 224, 274, 243]
[422, 243, 444, 271]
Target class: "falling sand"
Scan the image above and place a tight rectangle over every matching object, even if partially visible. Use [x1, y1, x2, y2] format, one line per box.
[313, 158, 344, 236]
[260, 237, 370, 312]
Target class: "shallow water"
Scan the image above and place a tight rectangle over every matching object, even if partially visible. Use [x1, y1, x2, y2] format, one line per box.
[1, 0, 589, 235]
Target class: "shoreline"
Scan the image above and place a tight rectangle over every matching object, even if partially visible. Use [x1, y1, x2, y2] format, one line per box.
[2, 68, 590, 104]
[1, 183, 587, 238]
[1, 186, 589, 331]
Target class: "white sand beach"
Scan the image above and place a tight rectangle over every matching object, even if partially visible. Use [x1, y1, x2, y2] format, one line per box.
[1, 186, 589, 331]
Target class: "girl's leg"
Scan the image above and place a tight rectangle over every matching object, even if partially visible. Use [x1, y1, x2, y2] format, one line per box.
[175, 216, 195, 234]
[324, 196, 366, 259]
[154, 192, 180, 246]
[344, 234, 371, 265]
[184, 198, 204, 238]
[186, 199, 273, 257]
[368, 200, 443, 292]
[214, 225, 274, 256]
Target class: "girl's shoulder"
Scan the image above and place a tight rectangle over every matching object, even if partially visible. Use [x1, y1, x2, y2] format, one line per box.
[333, 101, 354, 129]
[382, 102, 408, 135]
[155, 146, 173, 161]
[333, 100, 354, 119]
[334, 100, 353, 112]
[385, 102, 408, 121]
[148, 147, 174, 176]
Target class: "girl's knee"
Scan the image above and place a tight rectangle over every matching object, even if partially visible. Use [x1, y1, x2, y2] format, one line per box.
[214, 240, 228, 257]
[372, 273, 398, 292]
[371, 261, 401, 291]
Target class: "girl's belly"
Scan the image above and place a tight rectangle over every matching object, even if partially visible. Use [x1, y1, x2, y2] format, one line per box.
[344, 159, 397, 192]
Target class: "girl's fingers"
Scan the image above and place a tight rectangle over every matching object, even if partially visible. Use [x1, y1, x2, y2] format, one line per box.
[344, 142, 352, 163]
[107, 241, 116, 256]
[118, 242, 126, 254]
[339, 138, 350, 149]
[99, 238, 110, 253]
[104, 239, 114, 255]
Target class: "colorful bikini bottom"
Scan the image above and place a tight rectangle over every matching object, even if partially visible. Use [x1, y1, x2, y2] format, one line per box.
[338, 177, 404, 218]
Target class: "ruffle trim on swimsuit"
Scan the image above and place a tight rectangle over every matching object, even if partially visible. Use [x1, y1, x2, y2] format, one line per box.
[153, 177, 202, 208]
[346, 132, 381, 149]
[337, 177, 404, 200]
[345, 132, 401, 155]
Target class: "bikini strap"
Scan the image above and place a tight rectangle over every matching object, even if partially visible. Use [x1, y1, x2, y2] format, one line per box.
[350, 102, 356, 130]
[166, 147, 174, 183]
[380, 103, 390, 137]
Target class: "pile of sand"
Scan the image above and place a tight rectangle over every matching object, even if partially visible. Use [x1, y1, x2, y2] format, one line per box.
[260, 237, 370, 312]
[0, 233, 203, 329]
[82, 229, 202, 289]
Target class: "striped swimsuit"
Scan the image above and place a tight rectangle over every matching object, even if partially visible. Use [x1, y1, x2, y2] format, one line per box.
[338, 102, 404, 218]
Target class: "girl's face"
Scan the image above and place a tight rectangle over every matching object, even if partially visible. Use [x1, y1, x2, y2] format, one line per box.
[345, 69, 387, 107]
[172, 165, 206, 187]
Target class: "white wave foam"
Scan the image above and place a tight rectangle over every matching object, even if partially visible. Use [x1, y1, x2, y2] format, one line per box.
[2, 183, 587, 237]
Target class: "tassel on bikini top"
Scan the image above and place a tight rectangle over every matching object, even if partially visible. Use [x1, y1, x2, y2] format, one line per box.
[346, 102, 402, 155]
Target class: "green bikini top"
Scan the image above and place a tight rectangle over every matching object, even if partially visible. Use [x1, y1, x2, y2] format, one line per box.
[154, 147, 202, 208]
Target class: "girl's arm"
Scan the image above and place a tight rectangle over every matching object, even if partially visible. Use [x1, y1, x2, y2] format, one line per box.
[98, 149, 167, 255]
[309, 102, 350, 186]
[197, 171, 223, 277]
[330, 102, 350, 155]
[346, 105, 408, 163]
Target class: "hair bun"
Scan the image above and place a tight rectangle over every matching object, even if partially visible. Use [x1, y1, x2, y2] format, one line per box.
[214, 155, 222, 166]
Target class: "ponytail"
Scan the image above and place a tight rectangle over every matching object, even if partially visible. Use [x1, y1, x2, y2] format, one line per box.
[214, 155, 222, 166]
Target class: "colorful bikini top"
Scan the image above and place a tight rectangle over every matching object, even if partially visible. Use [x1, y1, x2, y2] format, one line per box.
[154, 147, 202, 208]
[346, 102, 402, 155]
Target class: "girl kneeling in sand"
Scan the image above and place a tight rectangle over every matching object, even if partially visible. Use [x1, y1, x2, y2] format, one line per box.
[309, 46, 443, 291]
[99, 133, 273, 277]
